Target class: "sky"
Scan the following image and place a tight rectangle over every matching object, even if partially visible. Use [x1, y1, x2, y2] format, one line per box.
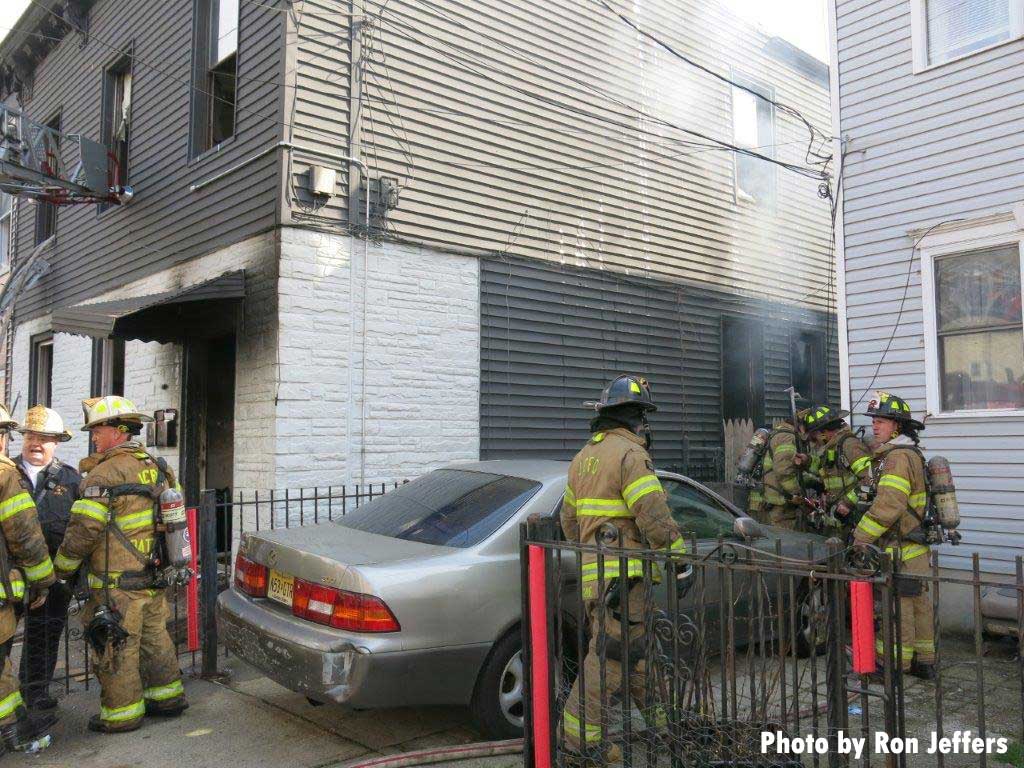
[1, 0, 829, 62]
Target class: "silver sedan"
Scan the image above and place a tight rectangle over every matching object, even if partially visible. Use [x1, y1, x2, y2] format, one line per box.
[217, 460, 825, 738]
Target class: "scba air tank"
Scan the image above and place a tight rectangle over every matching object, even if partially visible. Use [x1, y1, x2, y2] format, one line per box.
[926, 456, 960, 531]
[158, 486, 192, 570]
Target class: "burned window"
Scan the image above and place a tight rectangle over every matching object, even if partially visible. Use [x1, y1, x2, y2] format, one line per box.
[722, 316, 764, 425]
[35, 115, 60, 244]
[103, 57, 132, 193]
[935, 246, 1024, 411]
[191, 0, 238, 156]
[791, 330, 826, 405]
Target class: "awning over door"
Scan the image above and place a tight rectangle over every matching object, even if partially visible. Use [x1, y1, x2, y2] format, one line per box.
[51, 270, 245, 344]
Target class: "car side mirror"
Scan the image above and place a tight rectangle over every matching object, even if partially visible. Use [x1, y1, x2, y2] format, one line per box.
[734, 517, 766, 541]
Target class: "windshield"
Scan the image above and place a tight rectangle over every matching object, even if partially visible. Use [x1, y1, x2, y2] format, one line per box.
[337, 469, 541, 547]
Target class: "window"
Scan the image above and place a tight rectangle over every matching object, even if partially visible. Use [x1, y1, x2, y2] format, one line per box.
[722, 316, 764, 425]
[934, 247, 1023, 412]
[191, 0, 238, 155]
[90, 338, 126, 397]
[34, 115, 60, 244]
[29, 335, 54, 408]
[912, 0, 1024, 71]
[337, 469, 540, 548]
[0, 193, 11, 271]
[102, 57, 133, 197]
[663, 480, 738, 540]
[731, 80, 776, 207]
[791, 330, 826, 405]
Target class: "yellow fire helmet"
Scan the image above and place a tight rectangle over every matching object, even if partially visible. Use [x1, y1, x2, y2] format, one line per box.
[80, 395, 154, 431]
[17, 405, 73, 442]
[0, 403, 18, 432]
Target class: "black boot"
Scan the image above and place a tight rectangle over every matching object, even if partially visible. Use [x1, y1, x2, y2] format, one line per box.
[25, 689, 58, 711]
[1, 706, 56, 752]
[909, 661, 938, 681]
[88, 714, 142, 734]
[145, 698, 189, 717]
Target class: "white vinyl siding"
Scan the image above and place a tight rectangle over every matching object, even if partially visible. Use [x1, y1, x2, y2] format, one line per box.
[836, 0, 1024, 572]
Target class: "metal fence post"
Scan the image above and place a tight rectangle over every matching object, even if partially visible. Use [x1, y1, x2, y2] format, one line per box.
[200, 488, 219, 678]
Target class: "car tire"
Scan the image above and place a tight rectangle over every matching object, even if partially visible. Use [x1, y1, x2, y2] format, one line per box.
[471, 631, 525, 740]
[795, 581, 828, 658]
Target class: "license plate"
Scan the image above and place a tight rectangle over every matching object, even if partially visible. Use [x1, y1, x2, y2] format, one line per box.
[267, 570, 294, 606]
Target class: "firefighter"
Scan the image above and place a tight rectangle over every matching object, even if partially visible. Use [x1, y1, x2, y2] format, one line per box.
[560, 375, 686, 764]
[747, 411, 811, 530]
[15, 405, 80, 711]
[53, 396, 188, 733]
[851, 392, 935, 681]
[798, 406, 871, 537]
[0, 404, 57, 752]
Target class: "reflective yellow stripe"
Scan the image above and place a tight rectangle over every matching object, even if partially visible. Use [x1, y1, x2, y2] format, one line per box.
[850, 456, 871, 475]
[563, 710, 602, 742]
[88, 572, 122, 589]
[0, 580, 25, 601]
[101, 699, 145, 723]
[914, 639, 935, 652]
[909, 492, 927, 510]
[72, 498, 110, 523]
[669, 538, 686, 553]
[623, 474, 662, 508]
[824, 477, 846, 490]
[23, 558, 53, 583]
[0, 690, 23, 719]
[875, 639, 915, 661]
[878, 474, 911, 496]
[144, 679, 184, 701]
[845, 488, 859, 504]
[116, 508, 154, 533]
[576, 498, 631, 517]
[580, 559, 645, 581]
[563, 486, 576, 507]
[54, 552, 82, 572]
[0, 492, 33, 522]
[856, 515, 887, 538]
[773, 443, 797, 456]
[592, 433, 605, 443]
[885, 543, 929, 562]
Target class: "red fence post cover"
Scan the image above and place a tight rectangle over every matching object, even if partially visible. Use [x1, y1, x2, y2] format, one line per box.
[186, 507, 200, 652]
[528, 545, 551, 768]
[850, 580, 876, 674]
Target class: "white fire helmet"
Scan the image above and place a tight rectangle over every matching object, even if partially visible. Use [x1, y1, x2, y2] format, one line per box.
[18, 405, 73, 442]
[80, 396, 154, 431]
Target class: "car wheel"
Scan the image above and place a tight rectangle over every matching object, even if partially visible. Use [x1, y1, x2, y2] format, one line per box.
[471, 631, 524, 740]
[795, 581, 828, 658]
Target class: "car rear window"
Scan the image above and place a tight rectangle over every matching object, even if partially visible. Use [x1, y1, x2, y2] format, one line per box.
[337, 469, 541, 547]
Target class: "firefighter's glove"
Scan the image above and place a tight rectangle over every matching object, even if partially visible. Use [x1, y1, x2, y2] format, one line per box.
[794, 453, 809, 467]
[834, 501, 853, 518]
[28, 588, 48, 611]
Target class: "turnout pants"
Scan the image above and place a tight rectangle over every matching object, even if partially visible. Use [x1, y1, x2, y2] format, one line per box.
[876, 553, 935, 670]
[561, 582, 665, 752]
[765, 504, 799, 531]
[0, 605, 22, 726]
[82, 588, 186, 730]
[19, 583, 72, 703]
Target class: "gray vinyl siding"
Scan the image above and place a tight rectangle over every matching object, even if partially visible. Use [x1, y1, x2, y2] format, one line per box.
[835, 0, 1024, 572]
[480, 255, 839, 468]
[9, 0, 285, 320]
[283, 0, 833, 313]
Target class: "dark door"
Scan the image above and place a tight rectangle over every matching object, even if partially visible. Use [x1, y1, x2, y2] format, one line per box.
[721, 317, 764, 425]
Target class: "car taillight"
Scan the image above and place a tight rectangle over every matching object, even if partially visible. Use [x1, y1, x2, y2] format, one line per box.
[292, 578, 400, 633]
[234, 553, 268, 597]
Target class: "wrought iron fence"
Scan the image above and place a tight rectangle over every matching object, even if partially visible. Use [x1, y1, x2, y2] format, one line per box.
[43, 482, 404, 694]
[520, 516, 1024, 768]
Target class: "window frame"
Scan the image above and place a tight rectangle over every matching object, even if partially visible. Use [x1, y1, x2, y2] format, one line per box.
[0, 192, 12, 273]
[189, 0, 241, 160]
[28, 333, 54, 409]
[729, 73, 777, 209]
[911, 0, 1024, 73]
[919, 206, 1024, 420]
[90, 337, 126, 397]
[34, 113, 61, 246]
[99, 51, 134, 214]
[790, 328, 827, 406]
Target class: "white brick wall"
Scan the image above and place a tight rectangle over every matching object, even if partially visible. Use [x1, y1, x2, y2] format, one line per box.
[124, 340, 182, 470]
[276, 228, 480, 488]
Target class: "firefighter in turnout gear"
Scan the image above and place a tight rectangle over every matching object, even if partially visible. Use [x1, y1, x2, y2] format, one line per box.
[0, 405, 57, 753]
[852, 392, 935, 681]
[560, 375, 686, 764]
[746, 411, 811, 530]
[54, 396, 188, 733]
[800, 406, 872, 536]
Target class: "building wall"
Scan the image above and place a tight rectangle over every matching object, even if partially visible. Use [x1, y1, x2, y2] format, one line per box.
[4, 0, 286, 322]
[834, 0, 1024, 573]
[275, 227, 480, 489]
[284, 0, 834, 313]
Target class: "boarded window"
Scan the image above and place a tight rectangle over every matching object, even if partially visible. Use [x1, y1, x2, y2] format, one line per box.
[926, 0, 1012, 65]
[935, 246, 1024, 411]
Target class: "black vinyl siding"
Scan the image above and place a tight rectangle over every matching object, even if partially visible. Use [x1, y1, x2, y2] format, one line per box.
[480, 256, 839, 466]
[10, 0, 285, 321]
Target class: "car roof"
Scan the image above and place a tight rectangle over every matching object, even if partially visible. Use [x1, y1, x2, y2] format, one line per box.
[443, 459, 570, 484]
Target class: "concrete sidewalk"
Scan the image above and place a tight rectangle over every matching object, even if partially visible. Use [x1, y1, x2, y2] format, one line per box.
[4, 657, 505, 768]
